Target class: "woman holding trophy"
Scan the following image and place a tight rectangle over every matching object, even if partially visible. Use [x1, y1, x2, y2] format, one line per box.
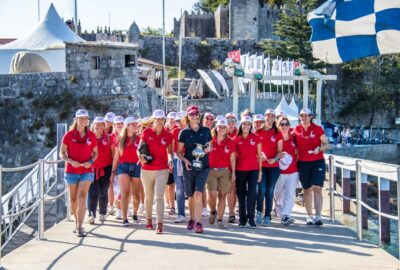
[177, 106, 212, 234]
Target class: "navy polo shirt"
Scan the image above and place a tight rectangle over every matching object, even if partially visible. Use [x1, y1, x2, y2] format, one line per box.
[178, 125, 212, 168]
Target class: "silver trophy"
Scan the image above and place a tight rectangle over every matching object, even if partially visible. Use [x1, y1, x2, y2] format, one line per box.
[191, 143, 205, 171]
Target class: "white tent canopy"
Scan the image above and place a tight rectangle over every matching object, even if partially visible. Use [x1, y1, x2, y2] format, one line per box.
[275, 96, 299, 127]
[0, 4, 85, 73]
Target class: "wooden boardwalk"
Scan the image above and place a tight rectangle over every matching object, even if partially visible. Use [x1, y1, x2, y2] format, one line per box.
[2, 202, 399, 270]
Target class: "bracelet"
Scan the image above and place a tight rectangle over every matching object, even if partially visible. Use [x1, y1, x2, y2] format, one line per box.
[111, 170, 116, 174]
[89, 159, 94, 165]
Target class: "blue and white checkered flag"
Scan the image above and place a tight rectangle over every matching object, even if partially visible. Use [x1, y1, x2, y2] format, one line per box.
[308, 0, 400, 64]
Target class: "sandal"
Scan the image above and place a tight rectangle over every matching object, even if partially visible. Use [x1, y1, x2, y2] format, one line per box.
[76, 227, 86, 237]
[228, 216, 236, 224]
[168, 208, 176, 215]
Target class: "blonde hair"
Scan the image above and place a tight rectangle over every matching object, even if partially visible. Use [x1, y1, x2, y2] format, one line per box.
[277, 116, 290, 129]
[118, 125, 136, 152]
[211, 126, 228, 139]
[69, 118, 88, 132]
[90, 121, 105, 133]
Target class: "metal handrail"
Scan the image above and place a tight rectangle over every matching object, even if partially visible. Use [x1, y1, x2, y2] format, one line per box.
[1, 201, 40, 219]
[325, 153, 400, 259]
[44, 189, 68, 202]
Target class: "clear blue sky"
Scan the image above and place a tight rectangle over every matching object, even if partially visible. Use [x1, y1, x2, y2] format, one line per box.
[0, 0, 198, 38]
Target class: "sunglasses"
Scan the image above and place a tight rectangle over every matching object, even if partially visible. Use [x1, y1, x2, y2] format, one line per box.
[279, 122, 290, 127]
[188, 113, 199, 117]
[299, 114, 310, 118]
[205, 117, 214, 121]
[226, 119, 236, 123]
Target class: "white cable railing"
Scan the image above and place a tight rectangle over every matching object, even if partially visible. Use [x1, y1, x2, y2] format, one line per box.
[0, 147, 69, 256]
[325, 154, 400, 259]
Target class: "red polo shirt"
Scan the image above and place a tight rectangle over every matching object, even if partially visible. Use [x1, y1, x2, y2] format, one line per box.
[172, 126, 182, 154]
[228, 128, 238, 139]
[292, 123, 325, 162]
[63, 129, 97, 174]
[255, 128, 281, 168]
[234, 133, 261, 171]
[141, 127, 172, 170]
[279, 135, 298, 174]
[209, 137, 235, 169]
[119, 136, 140, 164]
[93, 134, 112, 169]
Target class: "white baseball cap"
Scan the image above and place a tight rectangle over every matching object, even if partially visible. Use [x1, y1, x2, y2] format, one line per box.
[276, 111, 286, 118]
[93, 117, 105, 124]
[136, 118, 142, 124]
[176, 111, 187, 120]
[75, 109, 89, 118]
[225, 112, 237, 119]
[264, 109, 276, 116]
[124, 117, 137, 126]
[240, 115, 253, 124]
[279, 152, 293, 171]
[299, 108, 312, 115]
[215, 115, 224, 122]
[167, 112, 178, 119]
[113, 116, 124, 124]
[216, 118, 228, 127]
[104, 112, 116, 122]
[152, 109, 166, 119]
[253, 114, 264, 122]
[204, 112, 215, 119]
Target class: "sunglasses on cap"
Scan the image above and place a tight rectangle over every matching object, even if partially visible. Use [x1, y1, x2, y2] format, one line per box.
[279, 122, 290, 127]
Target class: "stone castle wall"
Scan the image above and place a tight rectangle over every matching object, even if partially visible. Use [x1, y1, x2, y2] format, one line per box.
[229, 0, 260, 40]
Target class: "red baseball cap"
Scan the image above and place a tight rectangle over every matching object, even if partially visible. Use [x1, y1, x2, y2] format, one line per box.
[186, 105, 200, 115]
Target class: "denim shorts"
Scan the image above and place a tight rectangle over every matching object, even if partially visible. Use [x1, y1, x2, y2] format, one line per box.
[117, 162, 141, 178]
[65, 172, 94, 185]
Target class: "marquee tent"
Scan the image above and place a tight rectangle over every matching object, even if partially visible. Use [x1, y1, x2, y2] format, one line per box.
[0, 4, 85, 73]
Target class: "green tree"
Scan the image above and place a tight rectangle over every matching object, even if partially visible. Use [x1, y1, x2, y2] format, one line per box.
[193, 0, 229, 12]
[262, 0, 320, 70]
[339, 56, 400, 126]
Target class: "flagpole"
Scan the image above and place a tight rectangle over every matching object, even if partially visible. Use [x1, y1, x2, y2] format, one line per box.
[177, 9, 183, 111]
[73, 0, 78, 33]
[37, 0, 40, 22]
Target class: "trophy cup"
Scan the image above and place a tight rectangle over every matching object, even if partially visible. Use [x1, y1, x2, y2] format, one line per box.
[191, 143, 205, 171]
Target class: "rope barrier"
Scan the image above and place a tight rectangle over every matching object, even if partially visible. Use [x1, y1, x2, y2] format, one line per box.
[1, 161, 40, 172]
[1, 201, 40, 219]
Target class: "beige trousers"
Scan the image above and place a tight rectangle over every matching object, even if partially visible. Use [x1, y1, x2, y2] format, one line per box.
[141, 169, 169, 223]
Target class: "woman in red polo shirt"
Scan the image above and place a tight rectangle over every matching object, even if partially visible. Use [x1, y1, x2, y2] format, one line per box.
[254, 109, 282, 226]
[172, 111, 188, 223]
[111, 117, 141, 226]
[225, 112, 238, 223]
[139, 109, 174, 234]
[274, 116, 298, 226]
[292, 108, 329, 226]
[60, 109, 98, 237]
[87, 117, 112, 225]
[207, 118, 236, 228]
[108, 116, 124, 217]
[234, 115, 262, 228]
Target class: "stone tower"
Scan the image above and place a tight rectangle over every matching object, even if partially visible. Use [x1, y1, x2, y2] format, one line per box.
[229, 0, 259, 40]
[126, 21, 141, 43]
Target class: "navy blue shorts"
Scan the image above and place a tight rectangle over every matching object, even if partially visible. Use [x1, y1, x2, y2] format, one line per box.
[297, 159, 326, 189]
[183, 168, 210, 197]
[167, 172, 175, 185]
[117, 162, 141, 178]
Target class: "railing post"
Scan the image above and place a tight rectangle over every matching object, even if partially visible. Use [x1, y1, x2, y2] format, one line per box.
[355, 160, 362, 240]
[361, 173, 368, 229]
[329, 155, 335, 222]
[66, 188, 72, 222]
[342, 169, 351, 214]
[38, 159, 45, 240]
[379, 177, 391, 243]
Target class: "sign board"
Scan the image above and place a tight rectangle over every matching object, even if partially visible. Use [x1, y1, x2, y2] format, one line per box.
[395, 117, 400, 125]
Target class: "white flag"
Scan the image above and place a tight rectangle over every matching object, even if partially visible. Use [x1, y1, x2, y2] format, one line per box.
[263, 56, 270, 83]
[256, 55, 264, 73]
[271, 58, 282, 85]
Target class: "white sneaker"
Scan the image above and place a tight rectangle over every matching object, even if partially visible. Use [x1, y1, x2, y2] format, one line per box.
[108, 206, 115, 215]
[99, 214, 106, 222]
[202, 207, 208, 217]
[128, 209, 133, 217]
[116, 209, 122, 220]
[174, 215, 187, 223]
[138, 203, 145, 215]
[88, 216, 95, 225]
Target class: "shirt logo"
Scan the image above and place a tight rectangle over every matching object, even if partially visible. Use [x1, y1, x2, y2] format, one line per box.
[161, 138, 166, 145]
[310, 131, 315, 138]
[86, 138, 92, 145]
[224, 146, 230, 153]
[271, 136, 276, 142]
[238, 141, 243, 145]
[291, 141, 296, 147]
[250, 139, 255, 145]
[148, 137, 154, 140]
[72, 139, 77, 143]
[102, 139, 108, 145]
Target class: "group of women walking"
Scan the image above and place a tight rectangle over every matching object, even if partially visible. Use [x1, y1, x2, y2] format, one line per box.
[60, 106, 328, 237]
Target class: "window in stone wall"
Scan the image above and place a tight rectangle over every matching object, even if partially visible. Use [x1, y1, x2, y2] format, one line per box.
[92, 56, 100, 69]
[125, 54, 136, 67]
